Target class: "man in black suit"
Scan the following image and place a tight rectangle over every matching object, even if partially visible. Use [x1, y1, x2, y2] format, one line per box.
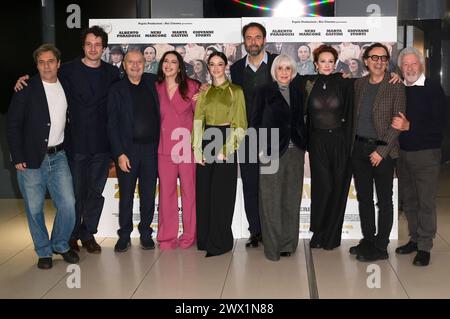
[107, 50, 160, 252]
[332, 44, 351, 75]
[59, 26, 121, 254]
[109, 45, 126, 78]
[230, 22, 278, 248]
[16, 26, 120, 254]
[265, 42, 297, 60]
[175, 45, 194, 77]
[7, 44, 79, 269]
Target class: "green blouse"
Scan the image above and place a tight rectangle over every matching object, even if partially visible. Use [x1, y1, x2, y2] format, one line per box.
[192, 80, 247, 162]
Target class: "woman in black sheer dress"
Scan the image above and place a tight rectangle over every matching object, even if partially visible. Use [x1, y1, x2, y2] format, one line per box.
[293, 45, 354, 250]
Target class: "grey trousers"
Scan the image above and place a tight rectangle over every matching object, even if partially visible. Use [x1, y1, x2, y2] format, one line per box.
[397, 149, 441, 252]
[259, 147, 305, 261]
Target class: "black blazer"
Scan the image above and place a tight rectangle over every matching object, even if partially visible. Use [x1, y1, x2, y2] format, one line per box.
[7, 75, 70, 168]
[59, 58, 120, 157]
[107, 73, 160, 160]
[251, 81, 307, 158]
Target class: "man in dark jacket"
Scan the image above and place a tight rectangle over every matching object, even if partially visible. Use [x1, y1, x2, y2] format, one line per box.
[230, 22, 278, 248]
[392, 47, 447, 266]
[7, 44, 79, 269]
[107, 50, 160, 252]
[15, 26, 120, 254]
[350, 43, 406, 262]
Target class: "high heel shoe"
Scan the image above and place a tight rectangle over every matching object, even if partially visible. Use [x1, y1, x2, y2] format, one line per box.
[280, 252, 291, 257]
[205, 252, 216, 257]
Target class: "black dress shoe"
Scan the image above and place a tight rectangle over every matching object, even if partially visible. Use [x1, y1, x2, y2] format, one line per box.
[53, 249, 80, 263]
[69, 238, 80, 252]
[395, 241, 418, 255]
[205, 252, 216, 257]
[413, 250, 430, 266]
[140, 238, 155, 250]
[356, 246, 389, 262]
[349, 239, 372, 256]
[245, 234, 260, 248]
[37, 257, 53, 269]
[280, 252, 291, 257]
[82, 238, 102, 254]
[114, 238, 131, 252]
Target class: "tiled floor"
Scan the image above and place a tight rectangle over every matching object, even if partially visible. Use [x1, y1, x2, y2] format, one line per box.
[1, 163, 450, 299]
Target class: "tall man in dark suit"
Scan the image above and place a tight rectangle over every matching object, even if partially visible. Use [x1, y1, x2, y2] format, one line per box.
[230, 22, 278, 247]
[60, 26, 121, 253]
[7, 44, 79, 269]
[15, 26, 120, 254]
[107, 50, 160, 252]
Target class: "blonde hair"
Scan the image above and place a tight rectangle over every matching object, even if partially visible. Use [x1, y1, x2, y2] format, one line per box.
[270, 54, 297, 82]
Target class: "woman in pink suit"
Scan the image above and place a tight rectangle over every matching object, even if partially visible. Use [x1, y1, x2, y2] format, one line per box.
[156, 51, 200, 249]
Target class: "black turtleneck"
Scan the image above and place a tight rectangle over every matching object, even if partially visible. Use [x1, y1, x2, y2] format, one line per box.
[127, 78, 158, 143]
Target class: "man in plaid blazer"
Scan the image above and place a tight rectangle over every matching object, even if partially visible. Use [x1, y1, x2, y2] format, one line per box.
[349, 42, 406, 262]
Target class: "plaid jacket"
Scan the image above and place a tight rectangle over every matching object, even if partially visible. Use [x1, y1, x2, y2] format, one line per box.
[353, 73, 406, 159]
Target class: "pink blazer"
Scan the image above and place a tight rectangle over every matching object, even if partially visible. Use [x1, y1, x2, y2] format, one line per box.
[156, 79, 200, 157]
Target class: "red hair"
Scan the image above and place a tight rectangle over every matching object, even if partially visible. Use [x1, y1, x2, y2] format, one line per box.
[313, 45, 338, 64]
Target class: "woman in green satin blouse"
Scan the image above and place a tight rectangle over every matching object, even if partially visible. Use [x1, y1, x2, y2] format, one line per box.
[192, 51, 247, 257]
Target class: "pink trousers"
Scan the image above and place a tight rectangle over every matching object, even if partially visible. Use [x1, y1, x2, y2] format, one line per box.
[157, 154, 196, 249]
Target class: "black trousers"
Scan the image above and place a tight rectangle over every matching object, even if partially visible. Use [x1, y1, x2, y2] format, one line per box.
[196, 125, 237, 255]
[238, 134, 261, 236]
[309, 129, 352, 249]
[116, 143, 158, 240]
[351, 140, 395, 250]
[70, 152, 110, 242]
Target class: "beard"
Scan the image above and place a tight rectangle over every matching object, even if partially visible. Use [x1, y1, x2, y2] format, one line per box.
[245, 44, 264, 57]
[404, 71, 420, 83]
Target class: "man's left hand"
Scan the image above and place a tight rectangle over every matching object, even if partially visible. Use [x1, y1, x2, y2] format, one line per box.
[389, 72, 402, 84]
[369, 151, 383, 167]
[391, 112, 410, 131]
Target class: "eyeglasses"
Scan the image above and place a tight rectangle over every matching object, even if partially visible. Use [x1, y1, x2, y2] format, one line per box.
[368, 55, 389, 62]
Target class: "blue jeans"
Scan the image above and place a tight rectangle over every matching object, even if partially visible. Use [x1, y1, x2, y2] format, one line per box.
[17, 151, 76, 258]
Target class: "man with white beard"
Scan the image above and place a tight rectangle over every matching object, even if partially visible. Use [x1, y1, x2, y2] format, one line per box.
[392, 47, 447, 266]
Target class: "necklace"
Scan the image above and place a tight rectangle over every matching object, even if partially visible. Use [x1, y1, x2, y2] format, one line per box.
[322, 81, 328, 90]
